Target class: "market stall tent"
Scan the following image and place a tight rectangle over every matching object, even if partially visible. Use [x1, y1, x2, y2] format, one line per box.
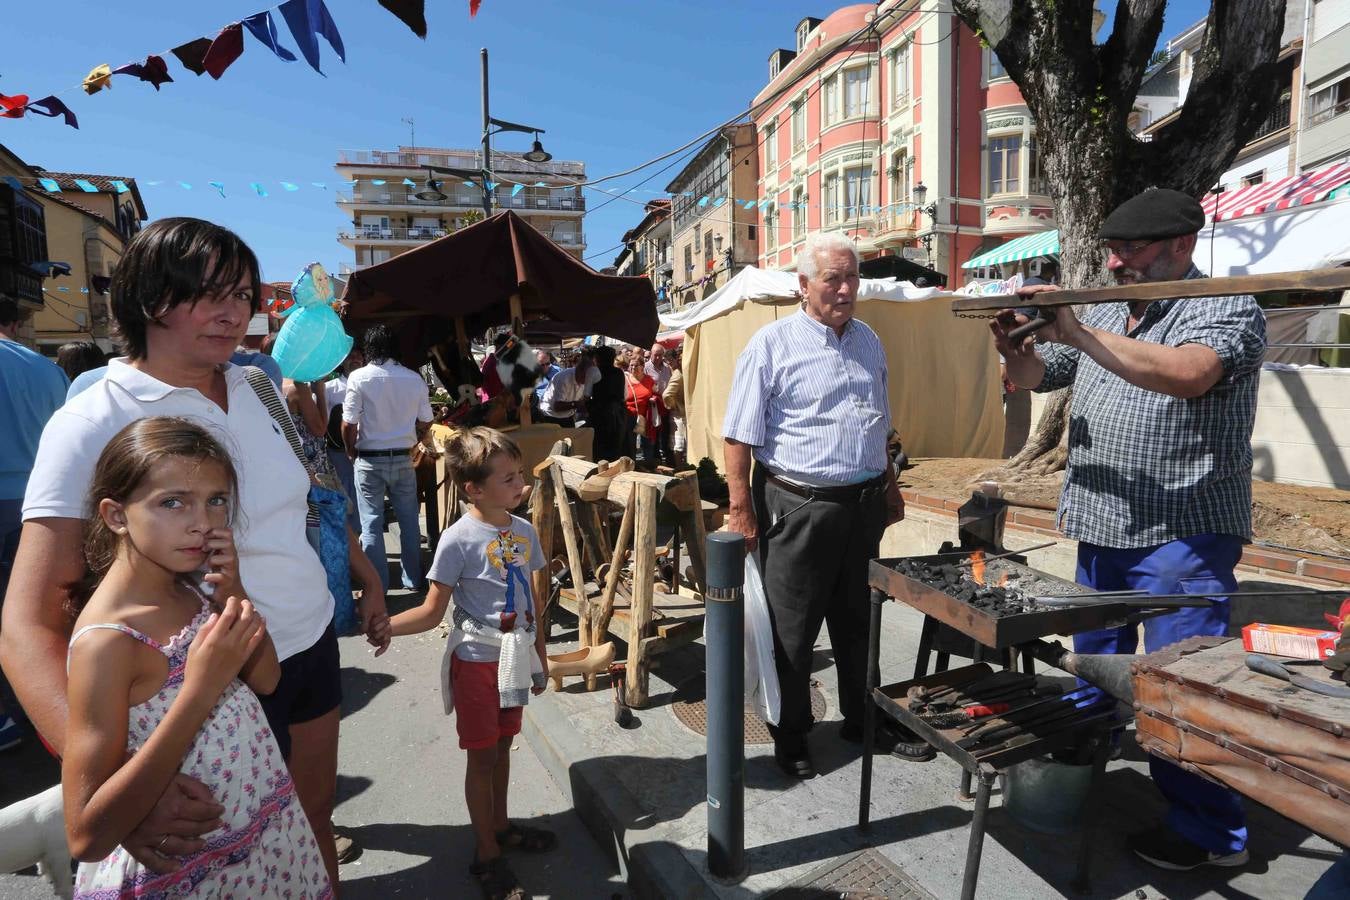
[660, 266, 1005, 470]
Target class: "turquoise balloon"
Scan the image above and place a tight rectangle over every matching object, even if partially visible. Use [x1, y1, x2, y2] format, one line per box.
[272, 263, 354, 382]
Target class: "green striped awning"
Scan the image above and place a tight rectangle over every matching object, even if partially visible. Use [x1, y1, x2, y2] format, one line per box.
[961, 229, 1060, 269]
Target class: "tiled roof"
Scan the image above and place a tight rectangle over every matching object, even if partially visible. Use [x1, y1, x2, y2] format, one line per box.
[37, 171, 148, 219]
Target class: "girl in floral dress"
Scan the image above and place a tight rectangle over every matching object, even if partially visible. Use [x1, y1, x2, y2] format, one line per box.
[62, 417, 332, 899]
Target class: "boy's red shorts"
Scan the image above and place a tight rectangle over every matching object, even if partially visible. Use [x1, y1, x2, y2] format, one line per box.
[451, 653, 523, 750]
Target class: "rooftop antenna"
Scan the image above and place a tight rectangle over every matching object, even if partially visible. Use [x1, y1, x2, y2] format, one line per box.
[401, 116, 415, 149]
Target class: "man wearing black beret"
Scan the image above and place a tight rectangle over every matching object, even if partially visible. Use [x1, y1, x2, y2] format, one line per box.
[992, 187, 1267, 871]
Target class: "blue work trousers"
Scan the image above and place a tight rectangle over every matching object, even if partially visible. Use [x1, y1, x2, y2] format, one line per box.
[1073, 533, 1247, 855]
[354, 456, 424, 592]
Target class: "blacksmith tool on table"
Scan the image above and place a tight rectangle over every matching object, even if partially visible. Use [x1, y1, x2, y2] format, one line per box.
[959, 697, 1117, 752]
[1245, 654, 1350, 699]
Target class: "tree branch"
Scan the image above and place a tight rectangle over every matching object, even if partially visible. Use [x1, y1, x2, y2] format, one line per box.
[1143, 0, 1288, 196]
[1098, 0, 1167, 106]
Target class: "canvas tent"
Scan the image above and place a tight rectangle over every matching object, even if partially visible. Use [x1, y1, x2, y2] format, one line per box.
[660, 266, 1005, 470]
[343, 210, 659, 348]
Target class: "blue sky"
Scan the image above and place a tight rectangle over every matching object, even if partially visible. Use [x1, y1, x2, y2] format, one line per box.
[3, 0, 1209, 283]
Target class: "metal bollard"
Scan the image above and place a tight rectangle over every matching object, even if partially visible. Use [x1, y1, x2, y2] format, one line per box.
[705, 532, 747, 882]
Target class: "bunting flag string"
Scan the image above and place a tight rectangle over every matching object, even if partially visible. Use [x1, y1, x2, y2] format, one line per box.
[1, 0, 482, 132]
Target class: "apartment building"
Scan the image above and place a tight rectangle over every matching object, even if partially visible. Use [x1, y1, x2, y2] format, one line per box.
[666, 124, 759, 308]
[1135, 1, 1350, 189]
[0, 146, 146, 352]
[613, 199, 674, 308]
[334, 146, 587, 274]
[751, 3, 1045, 287]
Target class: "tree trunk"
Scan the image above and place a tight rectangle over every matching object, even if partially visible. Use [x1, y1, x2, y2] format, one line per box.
[953, 0, 1287, 474]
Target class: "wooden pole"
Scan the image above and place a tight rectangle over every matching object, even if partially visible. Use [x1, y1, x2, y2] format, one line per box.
[950, 265, 1350, 313]
[593, 492, 636, 642]
[679, 472, 708, 594]
[454, 316, 470, 356]
[577, 503, 609, 586]
[530, 470, 557, 628]
[548, 461, 589, 646]
[626, 483, 659, 708]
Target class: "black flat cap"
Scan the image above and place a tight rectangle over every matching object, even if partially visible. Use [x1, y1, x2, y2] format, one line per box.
[1100, 187, 1206, 240]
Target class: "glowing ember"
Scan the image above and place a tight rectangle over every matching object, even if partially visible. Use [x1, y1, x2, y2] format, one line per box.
[997, 573, 1010, 588]
[970, 550, 986, 585]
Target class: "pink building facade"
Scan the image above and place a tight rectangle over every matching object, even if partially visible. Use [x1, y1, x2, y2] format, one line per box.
[752, 3, 1055, 286]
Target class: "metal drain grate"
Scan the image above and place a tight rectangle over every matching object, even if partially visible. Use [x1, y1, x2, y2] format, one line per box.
[769, 849, 935, 899]
[669, 675, 826, 744]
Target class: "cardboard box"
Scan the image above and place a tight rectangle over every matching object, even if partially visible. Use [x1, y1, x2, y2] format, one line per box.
[1241, 623, 1340, 660]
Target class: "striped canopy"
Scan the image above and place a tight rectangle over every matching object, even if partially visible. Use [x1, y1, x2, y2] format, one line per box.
[1201, 162, 1350, 222]
[961, 228, 1060, 269]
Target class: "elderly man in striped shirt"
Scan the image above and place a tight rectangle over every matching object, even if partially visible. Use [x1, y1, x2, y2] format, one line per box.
[723, 232, 905, 779]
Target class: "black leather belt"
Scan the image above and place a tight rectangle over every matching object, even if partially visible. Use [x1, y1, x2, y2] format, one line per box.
[356, 448, 411, 458]
[764, 470, 886, 503]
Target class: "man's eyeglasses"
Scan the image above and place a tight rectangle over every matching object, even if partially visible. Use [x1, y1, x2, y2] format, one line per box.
[1101, 239, 1160, 261]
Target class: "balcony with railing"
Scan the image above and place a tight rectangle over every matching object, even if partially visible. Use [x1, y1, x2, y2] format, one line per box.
[1253, 93, 1292, 139]
[339, 225, 452, 243]
[337, 148, 586, 178]
[337, 190, 585, 213]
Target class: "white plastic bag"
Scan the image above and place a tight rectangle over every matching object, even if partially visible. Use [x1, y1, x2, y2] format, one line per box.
[743, 555, 781, 725]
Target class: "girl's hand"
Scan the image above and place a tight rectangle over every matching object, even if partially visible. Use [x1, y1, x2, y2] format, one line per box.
[357, 586, 392, 656]
[201, 528, 244, 601]
[184, 596, 266, 702]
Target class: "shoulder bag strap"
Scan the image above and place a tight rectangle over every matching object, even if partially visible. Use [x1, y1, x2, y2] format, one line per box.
[242, 366, 308, 470]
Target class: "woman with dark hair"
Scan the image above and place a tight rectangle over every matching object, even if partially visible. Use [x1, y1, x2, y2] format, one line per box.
[3, 217, 388, 891]
[587, 345, 629, 462]
[55, 341, 106, 382]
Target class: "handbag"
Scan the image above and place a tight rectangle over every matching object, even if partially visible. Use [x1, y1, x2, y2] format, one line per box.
[242, 367, 358, 635]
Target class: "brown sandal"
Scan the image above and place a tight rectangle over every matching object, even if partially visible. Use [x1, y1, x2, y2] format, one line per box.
[469, 855, 525, 900]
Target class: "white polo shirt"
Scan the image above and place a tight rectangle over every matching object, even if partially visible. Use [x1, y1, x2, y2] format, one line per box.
[539, 366, 592, 419]
[341, 360, 433, 451]
[23, 359, 332, 661]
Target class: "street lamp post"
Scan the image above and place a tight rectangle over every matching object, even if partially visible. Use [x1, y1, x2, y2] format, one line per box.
[911, 181, 940, 268]
[414, 48, 552, 219]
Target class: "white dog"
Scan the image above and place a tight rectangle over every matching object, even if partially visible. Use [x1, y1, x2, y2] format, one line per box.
[0, 784, 73, 898]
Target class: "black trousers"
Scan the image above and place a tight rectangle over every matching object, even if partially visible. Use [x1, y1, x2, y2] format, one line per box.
[752, 467, 887, 744]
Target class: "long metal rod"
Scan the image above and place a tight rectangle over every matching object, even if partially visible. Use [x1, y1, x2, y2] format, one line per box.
[1035, 586, 1350, 603]
[954, 540, 1058, 569]
[479, 47, 493, 219]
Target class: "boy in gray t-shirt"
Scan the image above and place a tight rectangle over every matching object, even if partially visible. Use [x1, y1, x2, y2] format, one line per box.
[427, 513, 545, 662]
[388, 427, 556, 894]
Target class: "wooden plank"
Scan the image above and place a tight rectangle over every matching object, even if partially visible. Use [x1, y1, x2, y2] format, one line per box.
[548, 453, 687, 507]
[950, 266, 1350, 313]
[626, 484, 659, 708]
[548, 461, 589, 650]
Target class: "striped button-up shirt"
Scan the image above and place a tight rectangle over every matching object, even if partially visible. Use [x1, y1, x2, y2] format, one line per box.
[1037, 265, 1267, 549]
[723, 308, 890, 485]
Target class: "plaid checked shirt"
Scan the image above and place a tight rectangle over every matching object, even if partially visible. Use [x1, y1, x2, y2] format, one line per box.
[1037, 265, 1267, 549]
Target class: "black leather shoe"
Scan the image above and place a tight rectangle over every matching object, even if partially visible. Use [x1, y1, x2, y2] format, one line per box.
[840, 720, 936, 762]
[773, 741, 816, 779]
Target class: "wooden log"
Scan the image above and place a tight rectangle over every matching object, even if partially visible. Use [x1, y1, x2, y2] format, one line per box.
[593, 492, 636, 642]
[625, 484, 659, 708]
[530, 473, 557, 641]
[950, 265, 1350, 313]
[548, 461, 589, 645]
[548, 454, 695, 510]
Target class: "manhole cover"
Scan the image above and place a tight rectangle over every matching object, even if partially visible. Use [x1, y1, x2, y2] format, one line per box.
[769, 849, 935, 899]
[669, 675, 826, 744]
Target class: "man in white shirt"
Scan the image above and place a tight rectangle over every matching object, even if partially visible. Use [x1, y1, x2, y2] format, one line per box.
[538, 349, 596, 427]
[342, 326, 433, 592]
[323, 347, 364, 531]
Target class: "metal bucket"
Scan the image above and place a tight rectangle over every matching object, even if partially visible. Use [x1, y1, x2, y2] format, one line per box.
[1001, 755, 1094, 835]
